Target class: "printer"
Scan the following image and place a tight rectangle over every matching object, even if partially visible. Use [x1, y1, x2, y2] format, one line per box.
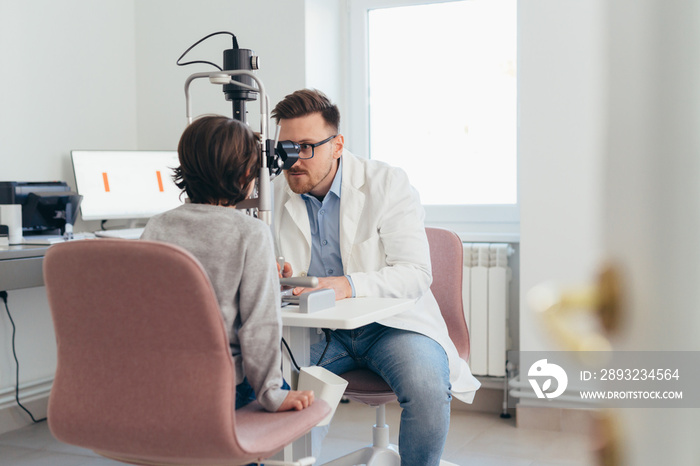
[0, 181, 82, 236]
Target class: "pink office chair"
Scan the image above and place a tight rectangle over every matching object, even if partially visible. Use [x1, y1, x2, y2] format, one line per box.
[326, 227, 470, 466]
[43, 239, 330, 466]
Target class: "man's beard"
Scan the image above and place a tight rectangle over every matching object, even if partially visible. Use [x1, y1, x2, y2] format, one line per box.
[285, 162, 333, 195]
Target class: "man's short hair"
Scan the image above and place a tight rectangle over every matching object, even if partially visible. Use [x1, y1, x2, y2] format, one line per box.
[272, 89, 340, 132]
[173, 115, 260, 206]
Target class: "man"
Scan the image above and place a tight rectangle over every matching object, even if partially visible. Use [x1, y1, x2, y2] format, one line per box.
[272, 89, 480, 466]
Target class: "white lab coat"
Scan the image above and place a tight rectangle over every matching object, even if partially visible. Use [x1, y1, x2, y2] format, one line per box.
[273, 150, 480, 402]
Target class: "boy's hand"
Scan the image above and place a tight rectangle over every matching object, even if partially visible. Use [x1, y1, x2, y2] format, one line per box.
[277, 390, 315, 412]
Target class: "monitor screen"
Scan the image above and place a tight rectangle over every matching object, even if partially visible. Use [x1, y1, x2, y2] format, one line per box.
[71, 150, 185, 221]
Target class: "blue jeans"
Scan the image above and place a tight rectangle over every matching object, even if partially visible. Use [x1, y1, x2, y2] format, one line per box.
[236, 378, 290, 410]
[235, 377, 258, 410]
[311, 322, 451, 466]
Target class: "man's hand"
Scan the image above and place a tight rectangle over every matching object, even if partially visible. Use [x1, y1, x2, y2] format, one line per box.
[277, 390, 315, 412]
[293, 276, 352, 300]
[277, 261, 293, 278]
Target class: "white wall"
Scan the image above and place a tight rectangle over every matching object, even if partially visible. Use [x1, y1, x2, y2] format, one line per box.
[0, 0, 138, 183]
[133, 0, 308, 150]
[304, 0, 347, 130]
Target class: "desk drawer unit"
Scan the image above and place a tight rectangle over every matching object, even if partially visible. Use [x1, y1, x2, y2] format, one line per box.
[0, 256, 45, 291]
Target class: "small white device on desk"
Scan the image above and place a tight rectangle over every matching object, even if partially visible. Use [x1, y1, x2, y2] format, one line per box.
[279, 276, 336, 313]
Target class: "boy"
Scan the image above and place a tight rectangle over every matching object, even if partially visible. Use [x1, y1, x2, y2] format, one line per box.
[142, 115, 313, 412]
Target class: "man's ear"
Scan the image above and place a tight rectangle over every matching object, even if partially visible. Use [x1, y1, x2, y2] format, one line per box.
[332, 134, 345, 159]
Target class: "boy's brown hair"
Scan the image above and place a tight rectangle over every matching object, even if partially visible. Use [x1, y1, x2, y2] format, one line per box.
[173, 115, 259, 206]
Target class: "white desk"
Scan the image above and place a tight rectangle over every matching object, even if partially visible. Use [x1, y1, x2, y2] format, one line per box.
[280, 297, 413, 462]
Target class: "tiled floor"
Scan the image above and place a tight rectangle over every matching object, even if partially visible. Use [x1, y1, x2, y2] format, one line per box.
[0, 401, 596, 465]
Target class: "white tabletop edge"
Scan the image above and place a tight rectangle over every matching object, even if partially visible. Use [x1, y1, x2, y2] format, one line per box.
[281, 297, 414, 329]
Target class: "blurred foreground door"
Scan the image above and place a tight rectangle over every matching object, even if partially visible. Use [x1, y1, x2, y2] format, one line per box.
[548, 1, 700, 463]
[602, 1, 700, 463]
[531, 1, 700, 464]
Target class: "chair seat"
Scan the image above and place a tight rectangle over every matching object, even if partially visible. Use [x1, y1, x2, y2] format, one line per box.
[235, 400, 331, 453]
[92, 400, 331, 466]
[341, 369, 396, 406]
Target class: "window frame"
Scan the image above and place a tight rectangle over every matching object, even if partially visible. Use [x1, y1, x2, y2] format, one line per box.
[347, 0, 520, 230]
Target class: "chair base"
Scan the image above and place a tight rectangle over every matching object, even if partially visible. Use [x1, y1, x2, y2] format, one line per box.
[323, 443, 400, 466]
[324, 405, 400, 466]
[322, 447, 458, 466]
[321, 404, 458, 466]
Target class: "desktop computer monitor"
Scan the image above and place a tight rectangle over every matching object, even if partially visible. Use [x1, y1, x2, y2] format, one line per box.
[71, 150, 185, 222]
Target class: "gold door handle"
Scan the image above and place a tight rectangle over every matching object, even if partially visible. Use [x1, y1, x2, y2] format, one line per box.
[527, 263, 623, 352]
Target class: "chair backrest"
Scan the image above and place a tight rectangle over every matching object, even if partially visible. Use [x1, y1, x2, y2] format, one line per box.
[44, 239, 245, 460]
[426, 227, 471, 361]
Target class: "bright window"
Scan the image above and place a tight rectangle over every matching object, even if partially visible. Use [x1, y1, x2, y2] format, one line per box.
[349, 0, 518, 225]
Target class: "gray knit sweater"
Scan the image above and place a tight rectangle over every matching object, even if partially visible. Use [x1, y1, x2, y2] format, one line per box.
[141, 203, 287, 412]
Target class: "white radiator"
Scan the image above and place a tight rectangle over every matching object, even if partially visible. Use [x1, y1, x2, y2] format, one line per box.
[462, 243, 512, 377]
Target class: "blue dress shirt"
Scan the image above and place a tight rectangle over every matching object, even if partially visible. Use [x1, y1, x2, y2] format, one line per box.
[301, 158, 356, 297]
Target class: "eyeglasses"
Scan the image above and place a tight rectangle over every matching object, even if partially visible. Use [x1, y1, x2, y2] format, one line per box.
[297, 134, 338, 159]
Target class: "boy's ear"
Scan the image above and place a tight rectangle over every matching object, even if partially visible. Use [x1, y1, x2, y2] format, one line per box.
[240, 169, 253, 191]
